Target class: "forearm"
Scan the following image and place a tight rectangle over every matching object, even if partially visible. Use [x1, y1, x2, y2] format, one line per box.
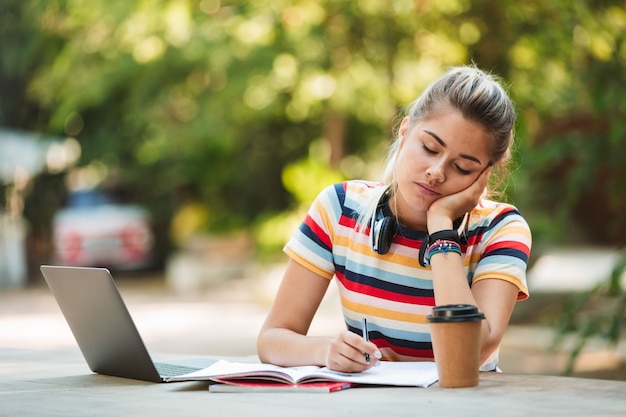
[428, 253, 494, 363]
[427, 216, 502, 363]
[429, 251, 476, 306]
[256, 260, 334, 366]
[427, 213, 476, 305]
[429, 252, 520, 365]
[257, 327, 332, 367]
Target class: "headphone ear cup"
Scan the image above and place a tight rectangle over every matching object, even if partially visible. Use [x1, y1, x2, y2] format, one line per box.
[418, 235, 429, 267]
[375, 216, 397, 255]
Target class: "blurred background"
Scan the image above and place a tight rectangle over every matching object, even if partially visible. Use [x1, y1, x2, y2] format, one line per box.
[0, 0, 625, 379]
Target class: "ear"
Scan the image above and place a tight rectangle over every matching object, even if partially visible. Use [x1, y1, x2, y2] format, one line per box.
[398, 116, 411, 139]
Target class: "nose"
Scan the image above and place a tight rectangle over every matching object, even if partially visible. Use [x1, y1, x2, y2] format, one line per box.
[426, 160, 445, 183]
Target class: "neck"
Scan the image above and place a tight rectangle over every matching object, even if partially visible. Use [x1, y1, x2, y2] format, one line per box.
[390, 197, 428, 232]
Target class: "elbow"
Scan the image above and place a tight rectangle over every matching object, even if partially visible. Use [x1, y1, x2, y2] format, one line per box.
[256, 329, 271, 364]
[257, 326, 282, 364]
[479, 334, 503, 367]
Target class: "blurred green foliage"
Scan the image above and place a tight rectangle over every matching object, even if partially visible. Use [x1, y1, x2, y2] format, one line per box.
[1, 0, 626, 258]
[552, 252, 626, 375]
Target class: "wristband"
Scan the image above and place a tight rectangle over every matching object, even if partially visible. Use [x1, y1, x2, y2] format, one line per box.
[418, 229, 461, 267]
[427, 230, 461, 244]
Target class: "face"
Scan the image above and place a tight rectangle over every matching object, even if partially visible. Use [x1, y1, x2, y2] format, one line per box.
[393, 110, 492, 228]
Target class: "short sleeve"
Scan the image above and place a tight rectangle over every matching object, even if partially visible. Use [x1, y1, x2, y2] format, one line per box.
[471, 206, 532, 300]
[283, 184, 341, 280]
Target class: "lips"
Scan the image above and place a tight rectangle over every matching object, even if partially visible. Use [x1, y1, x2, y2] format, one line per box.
[416, 182, 440, 197]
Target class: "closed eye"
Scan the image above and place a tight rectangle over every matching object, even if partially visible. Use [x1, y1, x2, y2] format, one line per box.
[422, 144, 437, 154]
[455, 164, 472, 175]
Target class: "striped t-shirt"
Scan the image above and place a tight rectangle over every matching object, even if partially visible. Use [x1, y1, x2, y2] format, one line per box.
[284, 180, 531, 368]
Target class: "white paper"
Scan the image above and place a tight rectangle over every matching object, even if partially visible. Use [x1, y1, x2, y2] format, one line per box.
[167, 359, 439, 387]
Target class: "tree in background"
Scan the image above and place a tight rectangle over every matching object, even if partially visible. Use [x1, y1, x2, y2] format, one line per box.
[1, 0, 625, 264]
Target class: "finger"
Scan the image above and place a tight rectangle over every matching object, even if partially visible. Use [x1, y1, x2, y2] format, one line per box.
[343, 331, 381, 364]
[471, 167, 490, 190]
[328, 334, 378, 372]
[325, 335, 362, 371]
[362, 341, 383, 364]
[327, 352, 368, 373]
[478, 166, 492, 186]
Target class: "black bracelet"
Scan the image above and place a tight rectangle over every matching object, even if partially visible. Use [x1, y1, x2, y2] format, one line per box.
[418, 229, 461, 267]
[428, 230, 460, 244]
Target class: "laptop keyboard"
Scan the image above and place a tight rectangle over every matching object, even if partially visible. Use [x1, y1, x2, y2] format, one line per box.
[155, 362, 201, 377]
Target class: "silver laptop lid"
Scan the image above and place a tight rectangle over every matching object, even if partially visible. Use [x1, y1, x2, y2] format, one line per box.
[40, 265, 162, 382]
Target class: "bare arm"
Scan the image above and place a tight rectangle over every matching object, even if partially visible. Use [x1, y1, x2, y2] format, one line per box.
[256, 259, 380, 372]
[428, 250, 518, 364]
[427, 168, 519, 364]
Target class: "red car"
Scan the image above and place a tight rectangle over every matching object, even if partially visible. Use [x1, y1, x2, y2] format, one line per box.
[52, 190, 155, 270]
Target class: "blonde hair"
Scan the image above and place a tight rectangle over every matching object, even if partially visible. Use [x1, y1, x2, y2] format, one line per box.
[357, 65, 516, 229]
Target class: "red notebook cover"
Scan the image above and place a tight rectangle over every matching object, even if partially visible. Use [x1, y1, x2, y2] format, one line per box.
[209, 379, 353, 393]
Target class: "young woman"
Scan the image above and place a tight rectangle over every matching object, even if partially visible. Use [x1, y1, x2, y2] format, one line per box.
[257, 66, 531, 373]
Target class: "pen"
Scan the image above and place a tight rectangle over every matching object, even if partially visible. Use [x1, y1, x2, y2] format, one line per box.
[361, 317, 370, 364]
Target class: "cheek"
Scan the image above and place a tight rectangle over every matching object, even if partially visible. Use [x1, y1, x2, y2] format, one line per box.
[397, 144, 426, 173]
[441, 173, 479, 195]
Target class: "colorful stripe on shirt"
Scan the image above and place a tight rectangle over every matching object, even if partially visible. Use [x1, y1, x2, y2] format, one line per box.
[284, 181, 531, 364]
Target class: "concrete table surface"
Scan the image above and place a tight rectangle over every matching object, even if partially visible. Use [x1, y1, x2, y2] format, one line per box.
[2, 347, 626, 417]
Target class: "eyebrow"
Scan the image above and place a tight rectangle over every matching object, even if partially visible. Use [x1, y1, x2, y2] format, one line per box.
[422, 129, 483, 165]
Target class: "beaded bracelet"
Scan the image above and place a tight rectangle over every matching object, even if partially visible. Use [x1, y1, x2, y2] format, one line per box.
[425, 239, 462, 266]
[418, 229, 461, 267]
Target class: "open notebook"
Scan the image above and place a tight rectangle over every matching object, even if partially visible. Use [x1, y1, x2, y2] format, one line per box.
[167, 359, 439, 387]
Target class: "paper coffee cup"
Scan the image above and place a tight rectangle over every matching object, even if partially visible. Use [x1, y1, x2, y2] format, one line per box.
[426, 304, 485, 388]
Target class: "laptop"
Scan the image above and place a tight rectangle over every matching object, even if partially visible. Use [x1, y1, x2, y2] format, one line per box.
[40, 265, 216, 382]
